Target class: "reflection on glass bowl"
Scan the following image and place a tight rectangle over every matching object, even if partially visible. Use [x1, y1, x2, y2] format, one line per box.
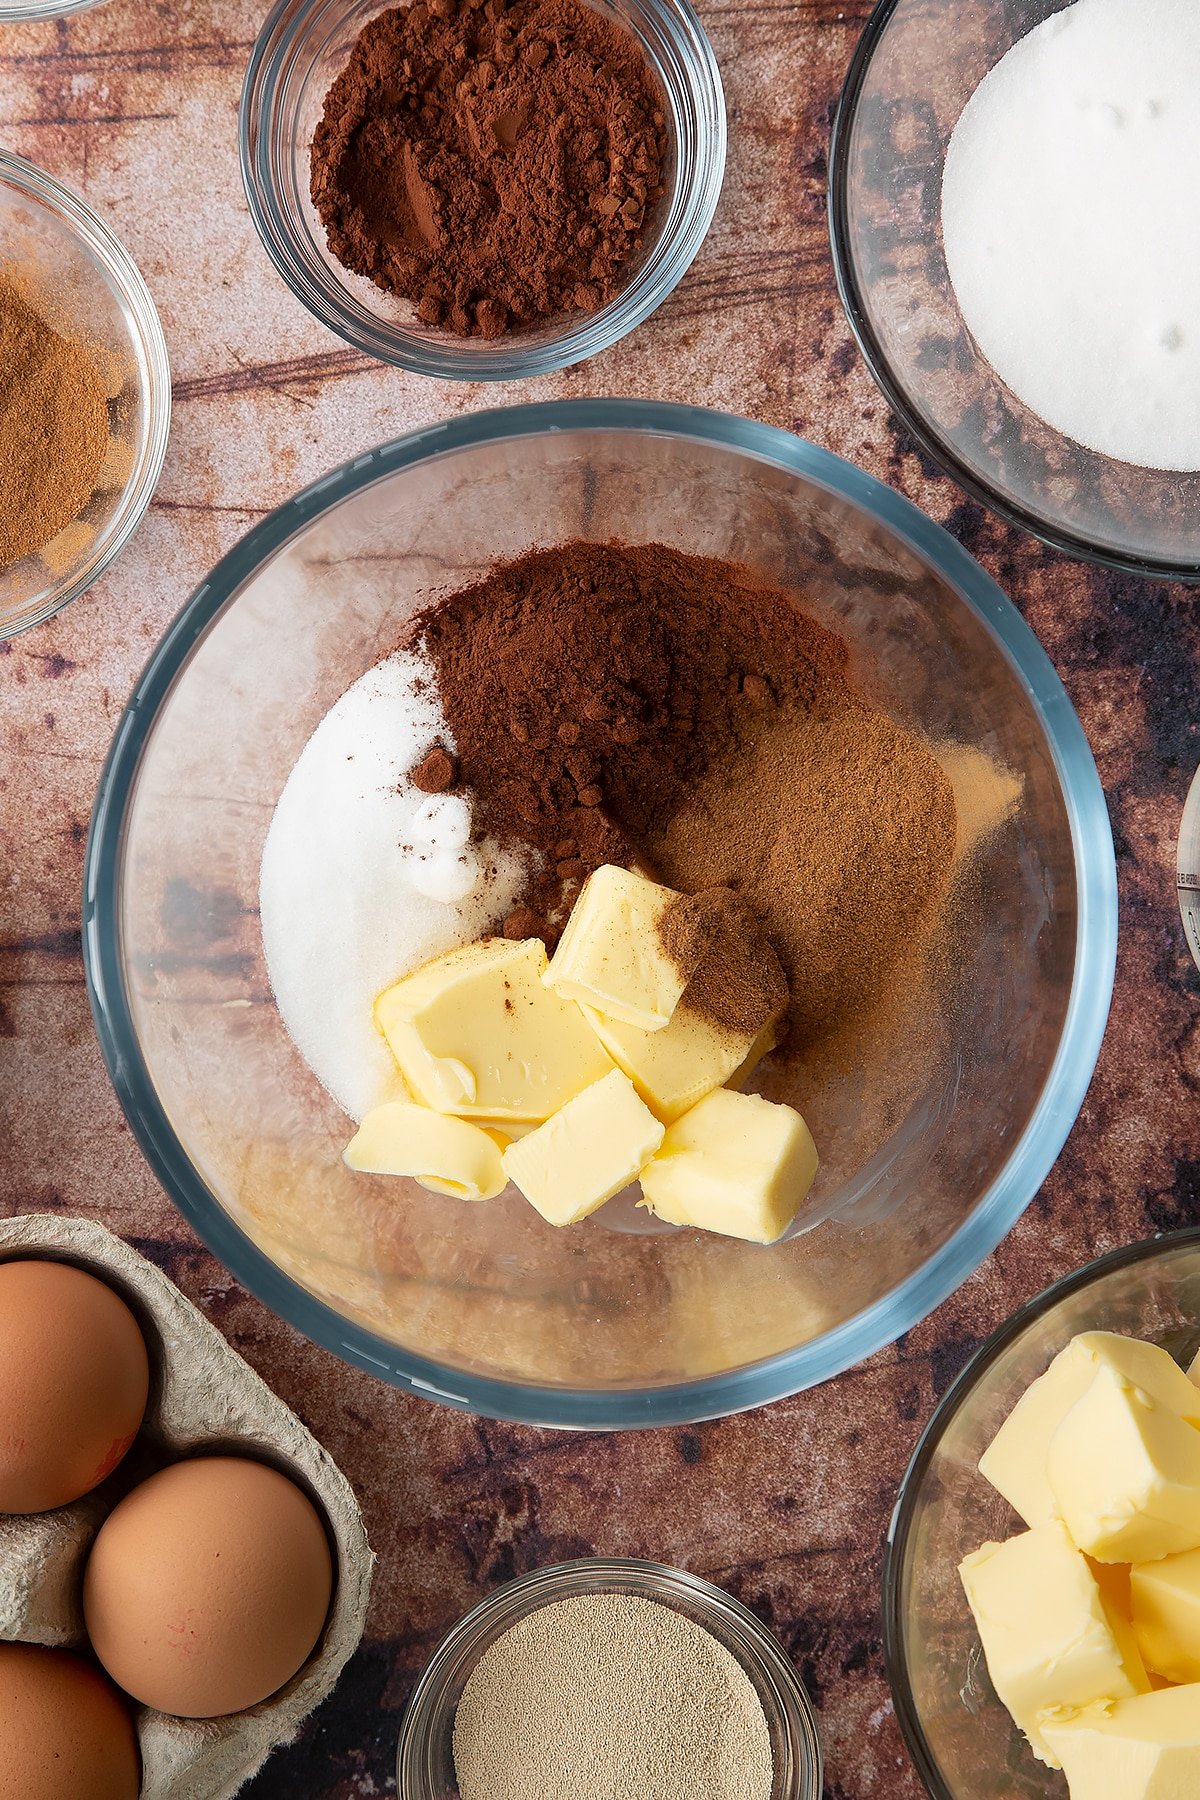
[1177, 763, 1200, 974]
[84, 399, 1115, 1427]
[885, 1233, 1200, 1800]
[829, 0, 1200, 581]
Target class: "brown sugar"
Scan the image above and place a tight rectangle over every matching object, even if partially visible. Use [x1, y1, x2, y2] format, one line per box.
[0, 278, 109, 570]
[668, 888, 788, 1039]
[309, 0, 667, 338]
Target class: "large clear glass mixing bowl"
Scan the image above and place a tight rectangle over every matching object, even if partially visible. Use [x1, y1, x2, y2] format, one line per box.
[83, 400, 1116, 1427]
[884, 1233, 1200, 1799]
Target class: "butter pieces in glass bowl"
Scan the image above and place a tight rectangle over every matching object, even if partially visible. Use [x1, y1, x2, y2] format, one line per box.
[886, 1237, 1200, 1800]
[344, 865, 820, 1243]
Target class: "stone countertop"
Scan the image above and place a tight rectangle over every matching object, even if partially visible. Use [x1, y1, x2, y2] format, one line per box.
[2, 1, 1199, 1795]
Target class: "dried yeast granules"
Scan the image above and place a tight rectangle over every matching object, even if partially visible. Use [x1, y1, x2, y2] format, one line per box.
[452, 1593, 774, 1800]
[310, 0, 667, 338]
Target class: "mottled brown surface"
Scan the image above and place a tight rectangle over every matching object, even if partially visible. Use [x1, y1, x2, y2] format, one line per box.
[1, 3, 1199, 1797]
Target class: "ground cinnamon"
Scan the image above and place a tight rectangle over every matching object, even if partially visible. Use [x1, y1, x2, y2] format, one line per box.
[411, 540, 958, 1059]
[310, 0, 666, 338]
[0, 278, 109, 570]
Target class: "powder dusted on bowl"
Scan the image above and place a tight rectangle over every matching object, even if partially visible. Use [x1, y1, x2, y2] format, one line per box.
[452, 1592, 774, 1800]
[0, 277, 109, 569]
[414, 539, 957, 1066]
[309, 0, 667, 338]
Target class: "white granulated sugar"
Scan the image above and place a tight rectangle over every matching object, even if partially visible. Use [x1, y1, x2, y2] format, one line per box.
[259, 651, 528, 1121]
[941, 0, 1200, 470]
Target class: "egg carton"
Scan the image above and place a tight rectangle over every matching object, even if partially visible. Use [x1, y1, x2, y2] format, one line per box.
[0, 1214, 374, 1800]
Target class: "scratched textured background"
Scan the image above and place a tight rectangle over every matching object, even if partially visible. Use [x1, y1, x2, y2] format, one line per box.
[2, 1, 1200, 1795]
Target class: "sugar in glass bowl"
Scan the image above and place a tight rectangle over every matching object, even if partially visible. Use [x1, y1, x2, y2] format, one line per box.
[240, 0, 725, 378]
[397, 1558, 822, 1800]
[829, 0, 1200, 581]
[0, 151, 170, 639]
[84, 399, 1116, 1428]
[884, 1233, 1200, 1799]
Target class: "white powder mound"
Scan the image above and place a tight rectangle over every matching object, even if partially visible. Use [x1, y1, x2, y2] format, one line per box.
[259, 651, 528, 1121]
[941, 0, 1200, 470]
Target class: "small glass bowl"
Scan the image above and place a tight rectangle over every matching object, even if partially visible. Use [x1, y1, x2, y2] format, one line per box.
[0, 0, 105, 20]
[884, 1232, 1200, 1800]
[397, 1557, 823, 1799]
[240, 0, 725, 379]
[829, 0, 1200, 581]
[1177, 762, 1200, 972]
[0, 150, 170, 638]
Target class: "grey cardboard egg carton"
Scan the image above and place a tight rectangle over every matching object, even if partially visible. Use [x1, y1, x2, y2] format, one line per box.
[0, 1214, 374, 1800]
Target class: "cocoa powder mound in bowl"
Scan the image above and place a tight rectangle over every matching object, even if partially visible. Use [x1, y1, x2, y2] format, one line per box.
[241, 0, 725, 375]
[311, 0, 668, 339]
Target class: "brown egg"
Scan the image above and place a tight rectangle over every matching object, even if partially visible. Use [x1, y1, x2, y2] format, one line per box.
[0, 1259, 150, 1514]
[83, 1455, 334, 1718]
[0, 1641, 140, 1800]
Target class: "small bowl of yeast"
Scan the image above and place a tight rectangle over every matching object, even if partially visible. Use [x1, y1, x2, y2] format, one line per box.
[398, 1559, 822, 1800]
[830, 0, 1200, 580]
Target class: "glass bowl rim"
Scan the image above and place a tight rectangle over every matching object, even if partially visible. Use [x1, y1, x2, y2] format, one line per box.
[826, 0, 1200, 585]
[395, 1554, 823, 1799]
[82, 395, 1118, 1429]
[0, 0, 104, 20]
[0, 147, 172, 638]
[238, 0, 726, 380]
[881, 1226, 1200, 1799]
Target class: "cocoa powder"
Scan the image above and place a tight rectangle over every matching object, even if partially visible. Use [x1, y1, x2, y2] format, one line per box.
[414, 540, 850, 932]
[310, 0, 667, 339]
[411, 540, 958, 1062]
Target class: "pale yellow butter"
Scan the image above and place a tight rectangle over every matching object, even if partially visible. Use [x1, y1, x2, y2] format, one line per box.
[580, 1001, 776, 1125]
[543, 864, 691, 1031]
[958, 1520, 1150, 1768]
[980, 1333, 1200, 1528]
[344, 1102, 507, 1200]
[1047, 1362, 1200, 1564]
[374, 938, 612, 1120]
[1132, 1549, 1200, 1684]
[502, 1068, 665, 1227]
[727, 1022, 778, 1092]
[1041, 1687, 1200, 1800]
[639, 1087, 819, 1245]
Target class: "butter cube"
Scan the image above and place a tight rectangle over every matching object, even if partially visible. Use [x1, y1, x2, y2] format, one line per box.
[344, 1102, 506, 1200]
[639, 1088, 819, 1244]
[581, 1002, 778, 1125]
[375, 938, 612, 1121]
[1048, 1363, 1200, 1564]
[502, 1069, 665, 1227]
[728, 1022, 778, 1091]
[1132, 1550, 1200, 1684]
[981, 1334, 1200, 1528]
[1041, 1687, 1200, 1799]
[543, 865, 700, 1031]
[959, 1521, 1151, 1767]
